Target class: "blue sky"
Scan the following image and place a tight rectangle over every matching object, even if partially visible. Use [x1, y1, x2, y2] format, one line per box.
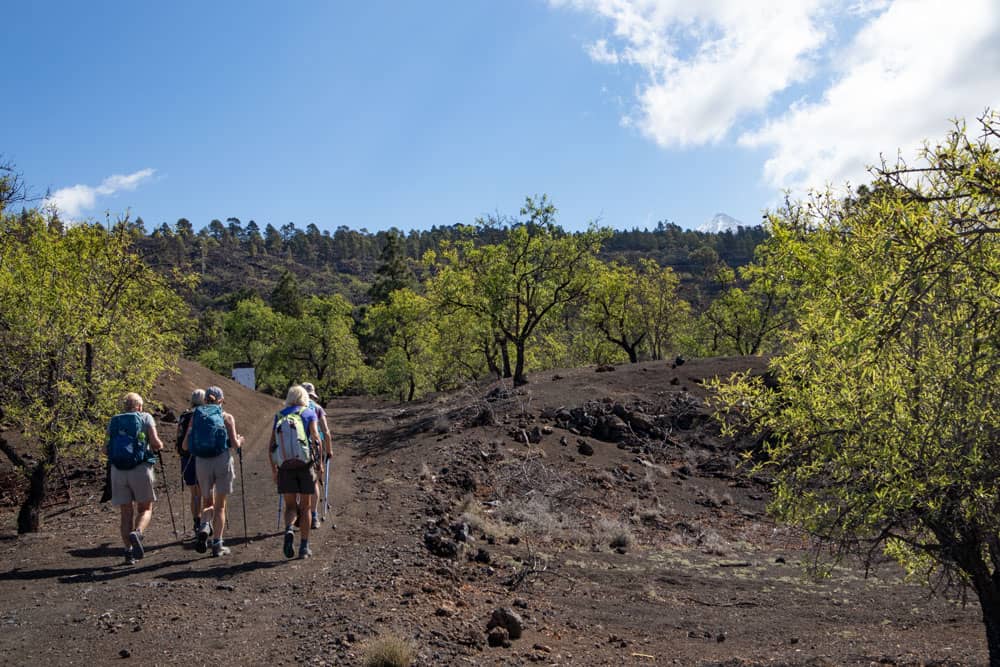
[5, 1, 999, 233]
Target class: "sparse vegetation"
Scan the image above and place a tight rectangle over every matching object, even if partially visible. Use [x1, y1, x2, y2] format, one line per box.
[362, 634, 416, 667]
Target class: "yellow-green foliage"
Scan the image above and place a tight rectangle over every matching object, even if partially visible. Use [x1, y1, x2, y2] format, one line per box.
[712, 113, 1000, 654]
[0, 211, 189, 505]
[426, 195, 610, 384]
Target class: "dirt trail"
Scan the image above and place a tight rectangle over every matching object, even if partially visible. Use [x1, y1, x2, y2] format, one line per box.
[0, 357, 991, 666]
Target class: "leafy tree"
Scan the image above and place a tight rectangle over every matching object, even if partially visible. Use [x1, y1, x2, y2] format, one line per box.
[430, 303, 494, 389]
[271, 269, 303, 318]
[635, 259, 691, 360]
[0, 158, 29, 212]
[207, 218, 228, 242]
[713, 114, 1000, 661]
[699, 255, 791, 356]
[199, 296, 282, 389]
[0, 210, 187, 532]
[263, 223, 283, 255]
[281, 294, 365, 396]
[429, 196, 609, 385]
[364, 288, 437, 401]
[585, 259, 690, 362]
[174, 217, 194, 239]
[369, 229, 415, 304]
[584, 260, 646, 362]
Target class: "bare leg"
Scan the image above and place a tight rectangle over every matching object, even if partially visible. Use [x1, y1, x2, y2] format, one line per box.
[283, 493, 299, 529]
[134, 501, 154, 536]
[200, 486, 216, 528]
[189, 487, 200, 527]
[214, 494, 228, 541]
[120, 504, 134, 548]
[300, 494, 313, 541]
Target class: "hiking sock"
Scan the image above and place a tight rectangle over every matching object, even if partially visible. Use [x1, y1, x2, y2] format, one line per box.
[212, 539, 230, 557]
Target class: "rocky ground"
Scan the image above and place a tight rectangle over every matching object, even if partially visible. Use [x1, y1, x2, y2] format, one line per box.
[0, 356, 989, 666]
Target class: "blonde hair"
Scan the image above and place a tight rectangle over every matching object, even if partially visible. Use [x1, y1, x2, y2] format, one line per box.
[123, 392, 143, 412]
[284, 385, 309, 408]
[190, 388, 206, 407]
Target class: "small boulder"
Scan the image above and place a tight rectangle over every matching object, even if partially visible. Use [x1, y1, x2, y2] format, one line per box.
[487, 626, 510, 647]
[487, 607, 524, 640]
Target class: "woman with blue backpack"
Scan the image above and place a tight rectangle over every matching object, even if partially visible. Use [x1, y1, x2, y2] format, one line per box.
[181, 385, 245, 557]
[106, 392, 165, 565]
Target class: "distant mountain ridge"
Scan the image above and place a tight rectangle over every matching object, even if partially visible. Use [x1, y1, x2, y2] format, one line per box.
[698, 212, 745, 233]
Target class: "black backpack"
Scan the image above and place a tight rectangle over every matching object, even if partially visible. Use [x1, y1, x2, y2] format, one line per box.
[176, 409, 194, 456]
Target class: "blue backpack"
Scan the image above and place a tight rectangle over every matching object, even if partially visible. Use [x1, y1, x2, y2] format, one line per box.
[107, 412, 149, 470]
[189, 404, 228, 458]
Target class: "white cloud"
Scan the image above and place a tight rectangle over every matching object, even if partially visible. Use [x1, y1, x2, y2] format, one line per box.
[553, 0, 830, 147]
[46, 168, 155, 219]
[553, 0, 1000, 197]
[740, 0, 1000, 194]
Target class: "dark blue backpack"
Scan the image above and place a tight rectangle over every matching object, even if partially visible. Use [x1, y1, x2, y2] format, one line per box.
[189, 404, 228, 458]
[107, 412, 148, 470]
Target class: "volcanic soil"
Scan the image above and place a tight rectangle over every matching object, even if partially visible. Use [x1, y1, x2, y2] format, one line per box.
[0, 357, 989, 666]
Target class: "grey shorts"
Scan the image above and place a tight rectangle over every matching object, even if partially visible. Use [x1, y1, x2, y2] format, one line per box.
[277, 465, 317, 495]
[196, 449, 235, 497]
[110, 464, 156, 505]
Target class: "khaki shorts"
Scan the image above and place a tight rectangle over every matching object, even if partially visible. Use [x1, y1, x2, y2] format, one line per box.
[196, 449, 235, 497]
[110, 463, 156, 505]
[277, 465, 317, 495]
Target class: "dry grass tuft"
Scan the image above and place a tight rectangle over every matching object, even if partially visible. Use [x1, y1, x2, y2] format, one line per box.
[362, 634, 416, 667]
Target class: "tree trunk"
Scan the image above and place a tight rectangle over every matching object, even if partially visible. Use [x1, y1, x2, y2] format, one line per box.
[513, 340, 528, 386]
[500, 338, 512, 379]
[978, 591, 1000, 665]
[626, 344, 638, 364]
[17, 461, 46, 534]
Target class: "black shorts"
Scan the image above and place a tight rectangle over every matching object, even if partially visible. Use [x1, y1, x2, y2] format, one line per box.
[277, 465, 317, 495]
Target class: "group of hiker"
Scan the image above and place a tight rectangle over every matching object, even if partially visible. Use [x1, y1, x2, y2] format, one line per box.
[104, 382, 332, 565]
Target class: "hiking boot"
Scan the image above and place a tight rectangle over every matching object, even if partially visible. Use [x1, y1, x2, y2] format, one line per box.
[299, 545, 313, 559]
[311, 514, 320, 530]
[123, 547, 136, 566]
[212, 543, 231, 557]
[196, 522, 211, 554]
[283, 530, 295, 559]
[128, 531, 144, 559]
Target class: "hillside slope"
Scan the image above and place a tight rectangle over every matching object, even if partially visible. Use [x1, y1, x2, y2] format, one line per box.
[0, 357, 987, 666]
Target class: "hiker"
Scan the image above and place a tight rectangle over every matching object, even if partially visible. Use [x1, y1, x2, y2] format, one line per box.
[270, 384, 324, 559]
[301, 381, 332, 529]
[176, 388, 209, 535]
[106, 392, 165, 565]
[182, 385, 244, 557]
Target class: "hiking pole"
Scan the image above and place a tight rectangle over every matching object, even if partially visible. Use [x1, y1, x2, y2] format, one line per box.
[277, 494, 283, 531]
[238, 448, 249, 545]
[323, 454, 331, 520]
[158, 455, 179, 537]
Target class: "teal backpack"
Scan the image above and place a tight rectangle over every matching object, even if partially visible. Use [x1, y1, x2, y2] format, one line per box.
[107, 412, 150, 470]
[189, 404, 228, 457]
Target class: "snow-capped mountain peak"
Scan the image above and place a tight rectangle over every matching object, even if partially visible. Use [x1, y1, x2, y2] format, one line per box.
[697, 213, 745, 233]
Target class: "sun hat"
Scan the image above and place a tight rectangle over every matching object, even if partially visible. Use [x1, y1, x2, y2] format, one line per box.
[206, 386, 224, 402]
[301, 382, 319, 401]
